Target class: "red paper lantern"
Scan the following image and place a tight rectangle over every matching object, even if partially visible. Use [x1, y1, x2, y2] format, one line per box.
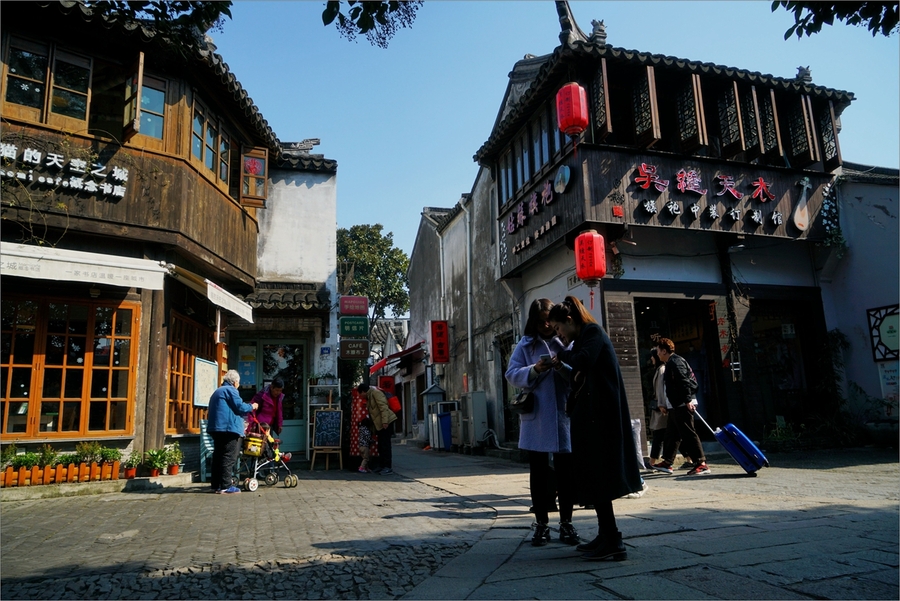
[575, 230, 606, 310]
[556, 82, 589, 136]
[575, 229, 606, 286]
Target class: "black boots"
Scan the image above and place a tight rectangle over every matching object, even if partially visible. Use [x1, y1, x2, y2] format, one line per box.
[532, 522, 551, 546]
[559, 521, 580, 545]
[581, 532, 626, 561]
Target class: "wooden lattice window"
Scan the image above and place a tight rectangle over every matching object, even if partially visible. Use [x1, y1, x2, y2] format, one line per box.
[166, 312, 215, 434]
[591, 58, 612, 141]
[631, 66, 660, 149]
[1, 296, 139, 441]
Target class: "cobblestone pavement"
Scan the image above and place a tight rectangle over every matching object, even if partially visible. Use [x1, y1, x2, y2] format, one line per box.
[1, 464, 490, 600]
[1, 443, 898, 600]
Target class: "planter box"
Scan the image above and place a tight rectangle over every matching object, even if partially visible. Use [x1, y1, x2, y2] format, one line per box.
[0, 461, 119, 488]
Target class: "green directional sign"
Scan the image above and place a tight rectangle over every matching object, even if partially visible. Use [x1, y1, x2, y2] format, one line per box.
[339, 316, 369, 337]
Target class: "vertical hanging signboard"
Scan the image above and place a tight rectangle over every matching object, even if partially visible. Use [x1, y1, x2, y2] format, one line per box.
[431, 320, 450, 363]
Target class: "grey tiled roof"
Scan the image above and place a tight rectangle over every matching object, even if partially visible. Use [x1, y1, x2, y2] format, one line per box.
[242, 284, 331, 310]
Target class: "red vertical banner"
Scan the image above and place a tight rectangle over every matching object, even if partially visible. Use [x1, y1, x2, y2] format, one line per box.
[378, 376, 395, 395]
[431, 320, 450, 363]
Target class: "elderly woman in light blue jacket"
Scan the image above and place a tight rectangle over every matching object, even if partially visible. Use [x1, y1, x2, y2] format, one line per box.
[505, 298, 578, 547]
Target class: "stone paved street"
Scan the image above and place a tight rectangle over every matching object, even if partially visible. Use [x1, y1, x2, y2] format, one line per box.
[1, 441, 898, 600]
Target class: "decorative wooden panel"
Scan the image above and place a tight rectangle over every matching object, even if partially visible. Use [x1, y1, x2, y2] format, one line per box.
[591, 58, 612, 141]
[717, 81, 744, 158]
[676, 74, 708, 153]
[758, 88, 783, 159]
[632, 66, 661, 149]
[783, 94, 819, 168]
[740, 86, 763, 161]
[816, 100, 843, 172]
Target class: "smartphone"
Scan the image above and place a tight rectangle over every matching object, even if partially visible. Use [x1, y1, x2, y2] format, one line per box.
[540, 354, 552, 362]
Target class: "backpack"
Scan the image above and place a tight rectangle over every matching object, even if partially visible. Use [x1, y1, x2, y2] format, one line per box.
[386, 392, 401, 414]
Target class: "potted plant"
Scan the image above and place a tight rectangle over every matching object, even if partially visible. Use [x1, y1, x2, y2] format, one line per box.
[165, 442, 183, 475]
[99, 447, 122, 480]
[122, 453, 141, 479]
[37, 444, 59, 485]
[144, 448, 168, 477]
[75, 440, 103, 481]
[321, 373, 337, 386]
[308, 372, 322, 386]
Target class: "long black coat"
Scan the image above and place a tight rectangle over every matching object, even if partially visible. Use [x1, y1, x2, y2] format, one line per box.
[557, 323, 642, 502]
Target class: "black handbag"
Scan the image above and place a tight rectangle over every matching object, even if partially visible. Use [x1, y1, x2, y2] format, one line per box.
[509, 390, 534, 415]
[509, 370, 549, 416]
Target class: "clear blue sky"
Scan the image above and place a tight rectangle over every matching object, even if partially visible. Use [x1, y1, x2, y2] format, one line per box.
[212, 1, 899, 258]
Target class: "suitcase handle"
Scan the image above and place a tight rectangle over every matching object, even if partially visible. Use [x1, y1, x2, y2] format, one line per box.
[691, 408, 717, 436]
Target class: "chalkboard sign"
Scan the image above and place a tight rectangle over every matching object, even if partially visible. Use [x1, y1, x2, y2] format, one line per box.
[312, 409, 342, 449]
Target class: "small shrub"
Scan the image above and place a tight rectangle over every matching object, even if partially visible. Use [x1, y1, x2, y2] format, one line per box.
[1, 444, 18, 469]
[56, 453, 78, 466]
[38, 444, 59, 468]
[144, 448, 168, 470]
[123, 453, 142, 468]
[99, 447, 123, 463]
[75, 441, 103, 464]
[11, 452, 40, 470]
[165, 442, 183, 465]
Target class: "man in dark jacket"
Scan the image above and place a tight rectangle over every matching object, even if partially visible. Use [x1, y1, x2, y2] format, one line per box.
[651, 338, 710, 476]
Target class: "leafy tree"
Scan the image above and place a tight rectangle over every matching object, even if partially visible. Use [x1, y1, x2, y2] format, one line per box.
[322, 1, 423, 48]
[336, 224, 410, 331]
[772, 1, 899, 39]
[80, 1, 233, 35]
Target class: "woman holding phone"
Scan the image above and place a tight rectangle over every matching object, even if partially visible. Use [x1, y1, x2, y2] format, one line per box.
[505, 298, 579, 547]
[548, 296, 642, 561]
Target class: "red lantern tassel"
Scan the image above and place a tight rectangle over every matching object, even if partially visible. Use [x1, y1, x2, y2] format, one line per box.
[589, 288, 594, 310]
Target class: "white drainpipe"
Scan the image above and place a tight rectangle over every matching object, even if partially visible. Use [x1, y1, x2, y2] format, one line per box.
[460, 199, 473, 364]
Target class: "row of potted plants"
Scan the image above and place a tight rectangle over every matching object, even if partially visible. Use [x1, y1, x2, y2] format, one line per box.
[0, 441, 184, 487]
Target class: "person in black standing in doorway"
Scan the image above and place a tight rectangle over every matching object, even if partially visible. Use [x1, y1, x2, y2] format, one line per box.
[357, 382, 398, 475]
[651, 337, 710, 476]
[548, 296, 642, 561]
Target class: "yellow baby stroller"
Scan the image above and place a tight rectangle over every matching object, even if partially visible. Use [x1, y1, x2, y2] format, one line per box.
[239, 416, 298, 490]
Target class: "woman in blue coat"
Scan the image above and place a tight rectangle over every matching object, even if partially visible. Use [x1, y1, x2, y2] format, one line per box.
[549, 296, 642, 561]
[505, 298, 579, 547]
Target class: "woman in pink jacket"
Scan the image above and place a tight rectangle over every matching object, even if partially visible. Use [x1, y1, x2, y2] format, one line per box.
[252, 378, 284, 435]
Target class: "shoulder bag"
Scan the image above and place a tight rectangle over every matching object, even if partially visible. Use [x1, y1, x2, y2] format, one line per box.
[509, 370, 550, 416]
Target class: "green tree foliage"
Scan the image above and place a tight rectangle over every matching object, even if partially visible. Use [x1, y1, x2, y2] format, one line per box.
[322, 1, 423, 48]
[81, 1, 233, 32]
[773, 1, 899, 39]
[337, 224, 410, 327]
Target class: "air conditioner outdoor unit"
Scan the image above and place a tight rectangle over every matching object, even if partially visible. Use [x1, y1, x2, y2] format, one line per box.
[460, 391, 488, 446]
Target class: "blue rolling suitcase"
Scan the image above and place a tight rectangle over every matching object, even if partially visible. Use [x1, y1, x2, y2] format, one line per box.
[694, 411, 769, 476]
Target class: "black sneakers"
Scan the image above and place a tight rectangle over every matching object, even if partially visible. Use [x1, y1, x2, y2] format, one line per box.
[531, 522, 551, 546]
[559, 522, 580, 545]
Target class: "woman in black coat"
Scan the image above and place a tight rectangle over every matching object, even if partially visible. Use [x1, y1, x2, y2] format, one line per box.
[548, 296, 642, 561]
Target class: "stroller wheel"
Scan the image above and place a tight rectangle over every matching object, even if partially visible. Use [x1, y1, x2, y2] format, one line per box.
[282, 474, 292, 488]
[265, 472, 278, 486]
[246, 477, 259, 492]
[291, 474, 299, 487]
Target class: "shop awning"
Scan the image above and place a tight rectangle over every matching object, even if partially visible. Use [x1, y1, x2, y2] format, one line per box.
[0, 241, 167, 289]
[166, 264, 254, 323]
[369, 342, 425, 375]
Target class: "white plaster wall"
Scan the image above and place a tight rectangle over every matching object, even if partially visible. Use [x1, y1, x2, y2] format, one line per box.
[257, 168, 339, 377]
[821, 178, 899, 401]
[258, 170, 337, 283]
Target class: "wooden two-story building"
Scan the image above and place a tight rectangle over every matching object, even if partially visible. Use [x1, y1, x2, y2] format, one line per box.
[0, 2, 279, 457]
